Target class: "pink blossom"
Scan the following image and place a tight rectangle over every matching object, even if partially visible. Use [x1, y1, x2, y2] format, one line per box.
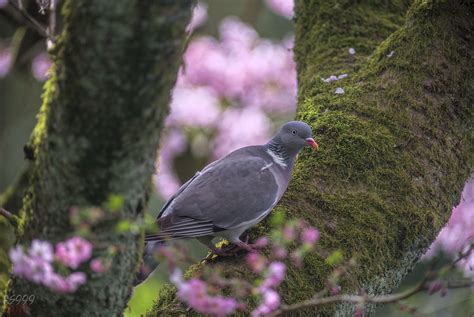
[44, 271, 87, 294]
[282, 225, 295, 241]
[253, 237, 269, 248]
[29, 260, 53, 285]
[272, 245, 288, 259]
[0, 48, 12, 78]
[154, 169, 182, 200]
[9, 246, 31, 276]
[10, 239, 89, 294]
[43, 272, 70, 293]
[10, 243, 53, 283]
[219, 17, 258, 53]
[90, 258, 107, 273]
[171, 269, 238, 316]
[179, 17, 297, 105]
[260, 261, 286, 290]
[290, 250, 303, 267]
[265, 0, 294, 18]
[32, 52, 52, 81]
[155, 130, 188, 199]
[251, 289, 281, 317]
[242, 40, 297, 113]
[170, 268, 183, 285]
[167, 87, 220, 127]
[154, 17, 297, 200]
[180, 36, 246, 98]
[425, 176, 474, 277]
[29, 239, 54, 262]
[66, 272, 87, 290]
[301, 227, 320, 245]
[213, 108, 271, 158]
[330, 285, 342, 295]
[55, 237, 93, 269]
[186, 2, 208, 33]
[0, 0, 7, 8]
[246, 252, 266, 273]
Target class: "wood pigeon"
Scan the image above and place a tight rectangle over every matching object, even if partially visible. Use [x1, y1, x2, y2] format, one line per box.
[136, 121, 317, 284]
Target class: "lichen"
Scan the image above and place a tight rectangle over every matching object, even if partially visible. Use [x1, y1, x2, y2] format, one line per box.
[150, 0, 473, 316]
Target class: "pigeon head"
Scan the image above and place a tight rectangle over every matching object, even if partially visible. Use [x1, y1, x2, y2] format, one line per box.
[279, 121, 318, 151]
[267, 121, 318, 164]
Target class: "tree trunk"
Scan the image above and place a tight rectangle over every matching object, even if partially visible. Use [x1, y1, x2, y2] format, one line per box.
[4, 0, 192, 316]
[152, 0, 473, 315]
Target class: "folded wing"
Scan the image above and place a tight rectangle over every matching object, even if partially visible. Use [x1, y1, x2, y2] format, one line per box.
[145, 151, 278, 242]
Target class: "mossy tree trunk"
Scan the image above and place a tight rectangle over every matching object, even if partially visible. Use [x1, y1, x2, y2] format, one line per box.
[4, 0, 192, 316]
[152, 0, 473, 315]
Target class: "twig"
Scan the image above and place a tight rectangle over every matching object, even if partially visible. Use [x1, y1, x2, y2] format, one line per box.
[269, 280, 427, 316]
[269, 279, 474, 316]
[0, 207, 14, 221]
[7, 0, 48, 37]
[46, 0, 57, 47]
[0, 207, 19, 228]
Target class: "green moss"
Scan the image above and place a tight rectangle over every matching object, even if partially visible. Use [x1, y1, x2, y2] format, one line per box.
[287, 0, 472, 315]
[294, 0, 411, 100]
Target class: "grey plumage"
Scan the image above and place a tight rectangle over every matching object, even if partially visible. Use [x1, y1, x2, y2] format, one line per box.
[136, 121, 316, 284]
[146, 149, 279, 242]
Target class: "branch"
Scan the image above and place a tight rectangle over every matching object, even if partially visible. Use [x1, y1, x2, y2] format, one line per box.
[271, 245, 474, 316]
[0, 207, 18, 228]
[270, 280, 473, 316]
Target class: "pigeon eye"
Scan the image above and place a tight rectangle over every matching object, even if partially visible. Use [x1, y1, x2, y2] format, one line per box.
[291, 130, 297, 135]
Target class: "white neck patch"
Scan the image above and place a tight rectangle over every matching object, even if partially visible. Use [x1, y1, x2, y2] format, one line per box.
[266, 149, 287, 168]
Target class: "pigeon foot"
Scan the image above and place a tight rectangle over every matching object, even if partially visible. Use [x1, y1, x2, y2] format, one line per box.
[204, 244, 241, 259]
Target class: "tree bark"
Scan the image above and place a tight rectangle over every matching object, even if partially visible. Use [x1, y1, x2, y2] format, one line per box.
[3, 0, 192, 316]
[151, 0, 473, 315]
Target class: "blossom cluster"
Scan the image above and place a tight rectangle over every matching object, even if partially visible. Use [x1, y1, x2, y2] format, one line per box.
[251, 262, 286, 316]
[0, 47, 12, 78]
[0, 47, 51, 80]
[159, 215, 320, 316]
[155, 4, 297, 199]
[9, 237, 93, 293]
[0, 1, 53, 80]
[425, 176, 474, 277]
[265, 0, 294, 18]
[8, 202, 122, 294]
[170, 269, 239, 317]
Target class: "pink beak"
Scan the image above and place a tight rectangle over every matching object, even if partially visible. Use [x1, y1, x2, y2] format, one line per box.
[305, 138, 319, 150]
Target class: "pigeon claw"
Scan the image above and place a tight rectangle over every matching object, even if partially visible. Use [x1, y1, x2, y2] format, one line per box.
[208, 244, 241, 257]
[205, 241, 258, 260]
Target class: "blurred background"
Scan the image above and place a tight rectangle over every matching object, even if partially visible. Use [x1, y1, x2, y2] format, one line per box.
[0, 1, 472, 316]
